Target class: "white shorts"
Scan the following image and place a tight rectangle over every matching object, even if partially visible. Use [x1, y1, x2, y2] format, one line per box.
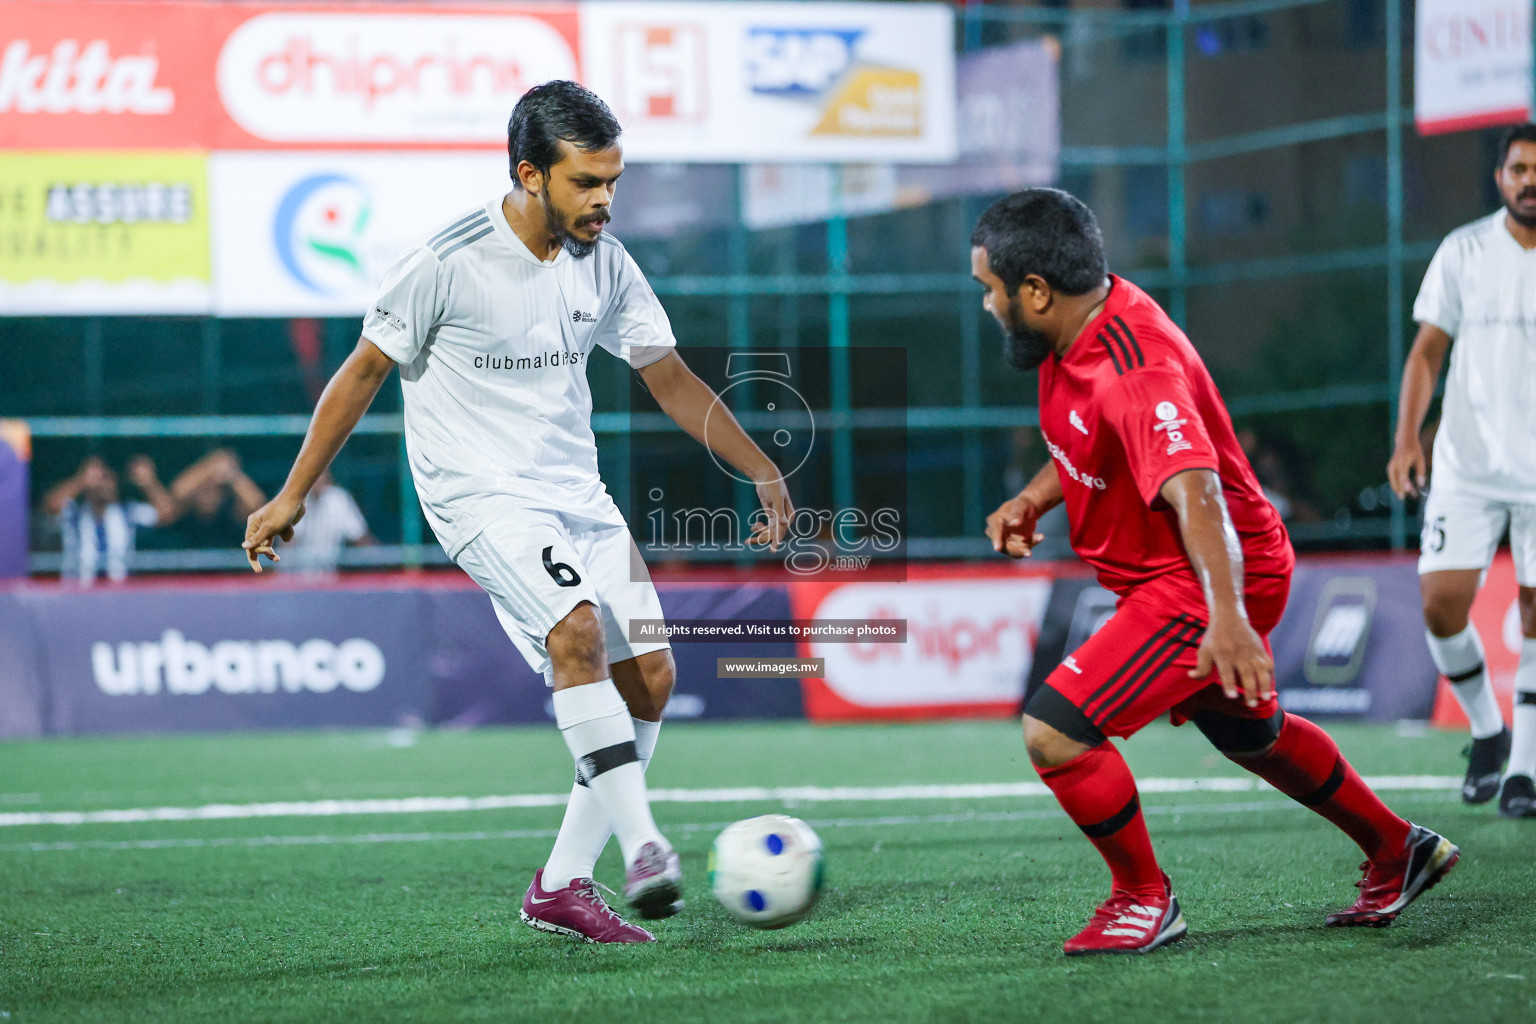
[1418, 487, 1536, 586]
[454, 504, 671, 681]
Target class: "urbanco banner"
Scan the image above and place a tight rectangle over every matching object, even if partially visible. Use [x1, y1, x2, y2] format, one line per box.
[210, 151, 511, 316]
[1416, 0, 1533, 135]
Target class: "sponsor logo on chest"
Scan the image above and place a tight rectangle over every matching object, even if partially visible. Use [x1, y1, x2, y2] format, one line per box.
[1043, 430, 1107, 491]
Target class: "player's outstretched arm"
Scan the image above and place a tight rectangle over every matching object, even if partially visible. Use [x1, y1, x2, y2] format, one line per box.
[242, 338, 396, 572]
[1161, 468, 1274, 707]
[636, 352, 792, 550]
[986, 462, 1062, 558]
[1387, 323, 1452, 499]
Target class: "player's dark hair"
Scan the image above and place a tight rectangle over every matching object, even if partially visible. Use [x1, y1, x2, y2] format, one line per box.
[970, 188, 1107, 296]
[507, 80, 622, 188]
[1497, 123, 1536, 167]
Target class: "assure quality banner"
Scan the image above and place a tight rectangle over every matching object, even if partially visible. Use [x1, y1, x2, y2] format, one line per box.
[210, 151, 509, 316]
[0, 151, 211, 314]
[1415, 0, 1533, 135]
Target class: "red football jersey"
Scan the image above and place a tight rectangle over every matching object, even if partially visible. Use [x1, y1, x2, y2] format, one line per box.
[1036, 276, 1293, 598]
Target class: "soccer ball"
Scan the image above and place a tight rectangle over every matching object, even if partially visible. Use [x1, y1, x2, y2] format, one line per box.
[708, 814, 825, 929]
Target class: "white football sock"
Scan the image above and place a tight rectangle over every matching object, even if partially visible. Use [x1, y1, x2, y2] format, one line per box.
[1507, 639, 1536, 779]
[542, 717, 662, 889]
[551, 681, 666, 866]
[1426, 627, 1505, 739]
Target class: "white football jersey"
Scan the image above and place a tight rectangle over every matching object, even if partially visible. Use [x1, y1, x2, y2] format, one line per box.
[1414, 210, 1536, 503]
[361, 198, 676, 556]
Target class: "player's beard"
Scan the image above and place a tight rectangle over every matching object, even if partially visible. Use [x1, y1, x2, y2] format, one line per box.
[540, 188, 611, 260]
[999, 294, 1054, 372]
[1504, 185, 1536, 228]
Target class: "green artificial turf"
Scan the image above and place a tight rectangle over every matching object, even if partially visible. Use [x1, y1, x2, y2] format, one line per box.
[0, 720, 1531, 1024]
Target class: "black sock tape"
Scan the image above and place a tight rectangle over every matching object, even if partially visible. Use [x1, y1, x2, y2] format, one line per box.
[1080, 794, 1141, 839]
[579, 740, 639, 781]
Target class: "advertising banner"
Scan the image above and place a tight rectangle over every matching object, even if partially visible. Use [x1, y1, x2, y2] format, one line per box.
[0, 592, 47, 737]
[1431, 552, 1525, 728]
[210, 151, 509, 316]
[28, 585, 434, 733]
[0, 0, 213, 149]
[1415, 0, 1533, 135]
[743, 36, 1056, 229]
[580, 1, 955, 164]
[1267, 559, 1439, 721]
[791, 570, 1053, 720]
[0, 421, 29, 577]
[0, 1, 580, 151]
[0, 151, 211, 314]
[212, 4, 580, 148]
[427, 583, 804, 725]
[4, 1, 952, 159]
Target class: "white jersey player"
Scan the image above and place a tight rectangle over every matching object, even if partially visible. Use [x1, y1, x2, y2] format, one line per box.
[243, 82, 794, 940]
[1389, 124, 1536, 818]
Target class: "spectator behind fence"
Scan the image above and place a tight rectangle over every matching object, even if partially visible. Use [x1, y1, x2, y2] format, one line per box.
[44, 455, 178, 584]
[282, 471, 375, 576]
[166, 449, 266, 550]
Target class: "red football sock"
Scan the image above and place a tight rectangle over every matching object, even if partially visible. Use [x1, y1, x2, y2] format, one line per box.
[1229, 713, 1411, 861]
[1037, 743, 1164, 899]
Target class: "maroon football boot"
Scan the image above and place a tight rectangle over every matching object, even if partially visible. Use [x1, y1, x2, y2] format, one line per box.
[520, 870, 656, 943]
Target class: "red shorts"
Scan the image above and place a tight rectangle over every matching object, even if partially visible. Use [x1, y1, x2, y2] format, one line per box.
[1037, 571, 1291, 740]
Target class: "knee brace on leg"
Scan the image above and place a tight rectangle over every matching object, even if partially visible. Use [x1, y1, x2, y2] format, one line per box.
[1024, 684, 1108, 748]
[1192, 708, 1284, 756]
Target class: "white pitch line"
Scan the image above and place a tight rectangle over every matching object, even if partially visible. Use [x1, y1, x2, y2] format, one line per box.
[0, 793, 1464, 855]
[0, 776, 1461, 829]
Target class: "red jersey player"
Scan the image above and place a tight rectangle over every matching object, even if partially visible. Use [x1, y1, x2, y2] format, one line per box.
[972, 189, 1459, 956]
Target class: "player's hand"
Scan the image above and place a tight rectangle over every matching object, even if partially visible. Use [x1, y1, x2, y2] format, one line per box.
[1190, 616, 1274, 708]
[242, 492, 306, 572]
[749, 471, 794, 552]
[985, 495, 1046, 559]
[1387, 436, 1427, 499]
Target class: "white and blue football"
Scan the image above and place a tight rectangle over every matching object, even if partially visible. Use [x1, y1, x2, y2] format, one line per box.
[708, 814, 825, 929]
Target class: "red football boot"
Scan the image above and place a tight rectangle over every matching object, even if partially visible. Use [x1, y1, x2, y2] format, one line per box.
[1326, 823, 1459, 927]
[520, 870, 656, 943]
[1063, 873, 1187, 956]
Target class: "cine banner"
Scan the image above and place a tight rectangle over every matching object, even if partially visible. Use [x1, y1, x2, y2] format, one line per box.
[1415, 0, 1533, 135]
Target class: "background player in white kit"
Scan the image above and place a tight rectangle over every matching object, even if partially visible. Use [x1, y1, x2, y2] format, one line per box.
[1389, 124, 1536, 818]
[241, 82, 794, 940]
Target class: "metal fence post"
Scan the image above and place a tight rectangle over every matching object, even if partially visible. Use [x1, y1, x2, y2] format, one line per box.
[829, 167, 854, 517]
[1386, 0, 1407, 551]
[1168, 0, 1189, 327]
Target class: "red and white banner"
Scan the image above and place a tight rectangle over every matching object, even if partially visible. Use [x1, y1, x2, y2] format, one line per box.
[1415, 0, 1533, 136]
[792, 566, 1053, 721]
